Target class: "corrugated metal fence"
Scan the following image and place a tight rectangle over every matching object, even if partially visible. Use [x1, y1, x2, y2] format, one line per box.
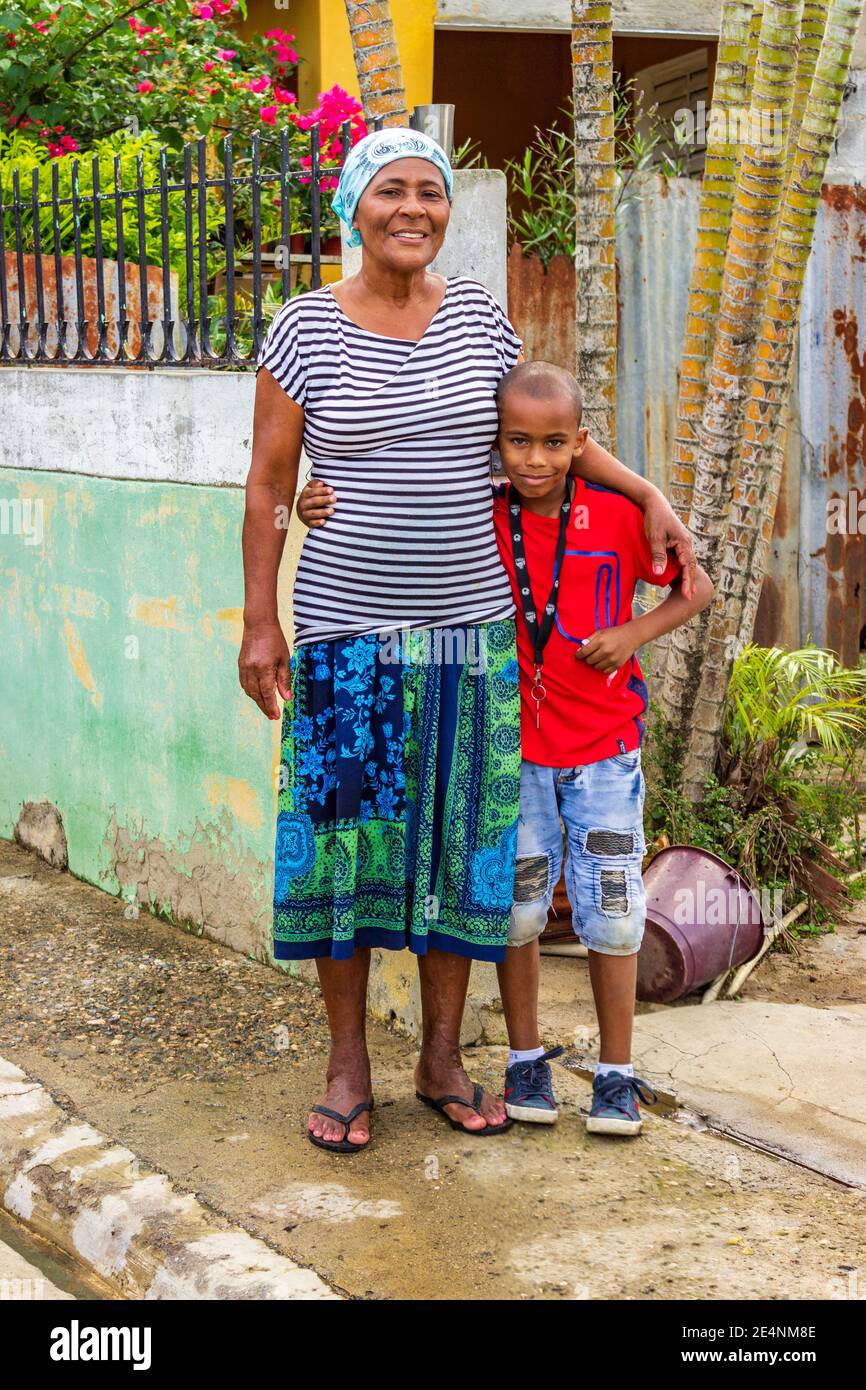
[614, 176, 866, 665]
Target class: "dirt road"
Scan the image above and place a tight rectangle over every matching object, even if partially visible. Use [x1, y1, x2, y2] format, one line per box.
[1, 839, 864, 1301]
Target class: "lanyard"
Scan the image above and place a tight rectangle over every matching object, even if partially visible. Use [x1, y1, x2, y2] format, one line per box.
[508, 480, 573, 727]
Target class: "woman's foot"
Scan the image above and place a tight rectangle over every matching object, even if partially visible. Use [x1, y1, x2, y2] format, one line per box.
[308, 1042, 373, 1147]
[415, 1044, 507, 1132]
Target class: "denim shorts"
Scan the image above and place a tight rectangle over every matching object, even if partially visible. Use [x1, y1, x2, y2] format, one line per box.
[508, 752, 647, 956]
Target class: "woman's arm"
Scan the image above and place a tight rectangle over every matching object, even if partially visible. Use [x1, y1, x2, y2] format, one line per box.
[238, 368, 303, 720]
[573, 435, 698, 599]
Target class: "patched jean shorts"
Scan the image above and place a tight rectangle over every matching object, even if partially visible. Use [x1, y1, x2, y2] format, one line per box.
[508, 751, 647, 956]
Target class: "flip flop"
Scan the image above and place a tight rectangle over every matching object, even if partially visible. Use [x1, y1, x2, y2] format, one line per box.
[415, 1082, 513, 1136]
[307, 1099, 374, 1154]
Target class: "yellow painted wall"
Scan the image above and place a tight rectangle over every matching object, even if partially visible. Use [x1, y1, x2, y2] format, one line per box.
[241, 0, 435, 113]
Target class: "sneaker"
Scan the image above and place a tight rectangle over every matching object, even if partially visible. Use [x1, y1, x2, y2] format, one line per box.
[586, 1071, 657, 1136]
[504, 1046, 564, 1124]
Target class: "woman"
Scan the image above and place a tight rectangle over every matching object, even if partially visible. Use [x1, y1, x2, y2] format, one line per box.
[240, 128, 694, 1153]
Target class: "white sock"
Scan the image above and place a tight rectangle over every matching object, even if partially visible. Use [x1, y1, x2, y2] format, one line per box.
[509, 1046, 544, 1066]
[596, 1061, 634, 1078]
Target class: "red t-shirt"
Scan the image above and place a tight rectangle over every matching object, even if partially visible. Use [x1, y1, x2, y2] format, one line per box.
[492, 479, 681, 767]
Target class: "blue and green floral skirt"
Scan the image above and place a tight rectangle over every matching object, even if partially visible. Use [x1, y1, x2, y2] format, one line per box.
[273, 618, 521, 963]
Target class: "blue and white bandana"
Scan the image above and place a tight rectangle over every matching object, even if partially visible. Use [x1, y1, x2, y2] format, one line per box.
[332, 128, 454, 248]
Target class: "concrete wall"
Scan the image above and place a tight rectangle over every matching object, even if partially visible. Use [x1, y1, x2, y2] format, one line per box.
[828, 72, 866, 183]
[0, 370, 302, 962]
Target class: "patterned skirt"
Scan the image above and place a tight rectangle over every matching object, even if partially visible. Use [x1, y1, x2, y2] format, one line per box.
[272, 619, 521, 962]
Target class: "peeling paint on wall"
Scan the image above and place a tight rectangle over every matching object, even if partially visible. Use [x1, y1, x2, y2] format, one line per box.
[106, 809, 272, 960]
[63, 619, 101, 706]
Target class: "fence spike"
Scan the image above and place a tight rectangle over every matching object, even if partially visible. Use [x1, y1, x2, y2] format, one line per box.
[70, 158, 87, 361]
[158, 146, 174, 363]
[114, 154, 129, 362]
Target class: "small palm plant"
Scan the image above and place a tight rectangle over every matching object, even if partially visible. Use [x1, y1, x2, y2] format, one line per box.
[646, 644, 866, 919]
[722, 644, 866, 784]
[720, 644, 866, 907]
[505, 83, 689, 268]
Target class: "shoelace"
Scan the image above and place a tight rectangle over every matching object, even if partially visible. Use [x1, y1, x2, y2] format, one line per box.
[514, 1045, 564, 1096]
[594, 1071, 658, 1113]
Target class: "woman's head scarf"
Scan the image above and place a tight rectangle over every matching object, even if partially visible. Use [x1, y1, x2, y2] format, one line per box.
[332, 128, 454, 248]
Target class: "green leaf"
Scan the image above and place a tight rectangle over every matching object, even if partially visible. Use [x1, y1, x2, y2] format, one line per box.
[0, 10, 26, 34]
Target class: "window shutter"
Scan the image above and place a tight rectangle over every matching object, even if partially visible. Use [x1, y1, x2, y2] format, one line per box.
[634, 47, 710, 177]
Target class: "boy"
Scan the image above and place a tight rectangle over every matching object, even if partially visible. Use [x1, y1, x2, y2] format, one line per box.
[491, 362, 712, 1135]
[297, 361, 713, 1137]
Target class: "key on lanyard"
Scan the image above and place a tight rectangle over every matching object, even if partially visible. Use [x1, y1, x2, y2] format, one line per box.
[531, 665, 547, 730]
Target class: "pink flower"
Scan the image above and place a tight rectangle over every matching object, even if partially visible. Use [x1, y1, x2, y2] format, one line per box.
[271, 43, 298, 65]
[248, 75, 270, 93]
[217, 48, 236, 62]
[260, 105, 278, 125]
[264, 29, 295, 41]
[273, 86, 296, 105]
[47, 134, 77, 158]
[136, 80, 155, 94]
[195, 3, 215, 17]
[203, 60, 215, 72]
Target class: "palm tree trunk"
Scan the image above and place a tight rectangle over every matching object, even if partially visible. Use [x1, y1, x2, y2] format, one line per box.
[659, 0, 805, 783]
[571, 2, 617, 450]
[786, 1, 830, 181]
[746, 0, 767, 91]
[344, 1, 409, 127]
[675, 0, 865, 800]
[723, 0, 866, 670]
[669, 2, 757, 523]
[653, 1, 757, 692]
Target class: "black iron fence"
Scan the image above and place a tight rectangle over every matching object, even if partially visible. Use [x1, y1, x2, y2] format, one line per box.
[0, 121, 356, 369]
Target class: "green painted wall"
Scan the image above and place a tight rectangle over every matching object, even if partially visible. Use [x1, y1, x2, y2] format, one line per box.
[0, 467, 299, 959]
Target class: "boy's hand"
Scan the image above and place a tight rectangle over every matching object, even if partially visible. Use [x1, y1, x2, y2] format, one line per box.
[296, 479, 336, 528]
[575, 622, 640, 677]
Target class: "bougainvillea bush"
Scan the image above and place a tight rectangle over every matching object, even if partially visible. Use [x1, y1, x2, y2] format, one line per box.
[0, 1, 304, 151]
[0, 3, 366, 244]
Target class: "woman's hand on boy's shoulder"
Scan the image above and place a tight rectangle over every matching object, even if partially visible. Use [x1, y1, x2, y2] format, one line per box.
[296, 479, 336, 528]
[642, 494, 696, 599]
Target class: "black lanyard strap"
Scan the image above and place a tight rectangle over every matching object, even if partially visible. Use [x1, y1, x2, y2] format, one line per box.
[508, 480, 573, 670]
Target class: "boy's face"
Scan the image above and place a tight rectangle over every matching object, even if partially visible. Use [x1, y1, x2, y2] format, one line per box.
[497, 389, 588, 505]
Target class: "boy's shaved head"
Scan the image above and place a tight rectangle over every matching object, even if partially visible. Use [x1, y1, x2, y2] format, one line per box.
[496, 360, 584, 424]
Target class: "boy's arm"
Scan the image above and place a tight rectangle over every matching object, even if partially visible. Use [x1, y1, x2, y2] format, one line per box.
[573, 435, 697, 600]
[576, 567, 714, 676]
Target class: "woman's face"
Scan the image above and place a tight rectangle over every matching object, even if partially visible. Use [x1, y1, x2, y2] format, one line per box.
[353, 158, 450, 271]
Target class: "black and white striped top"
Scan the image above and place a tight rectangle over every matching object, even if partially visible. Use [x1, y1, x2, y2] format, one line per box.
[257, 275, 522, 645]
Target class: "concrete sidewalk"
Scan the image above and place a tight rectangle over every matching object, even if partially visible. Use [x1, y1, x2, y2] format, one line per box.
[633, 1001, 866, 1190]
[2, 838, 865, 1301]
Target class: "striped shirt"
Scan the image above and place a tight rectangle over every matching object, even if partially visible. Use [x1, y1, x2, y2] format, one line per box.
[257, 275, 522, 645]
